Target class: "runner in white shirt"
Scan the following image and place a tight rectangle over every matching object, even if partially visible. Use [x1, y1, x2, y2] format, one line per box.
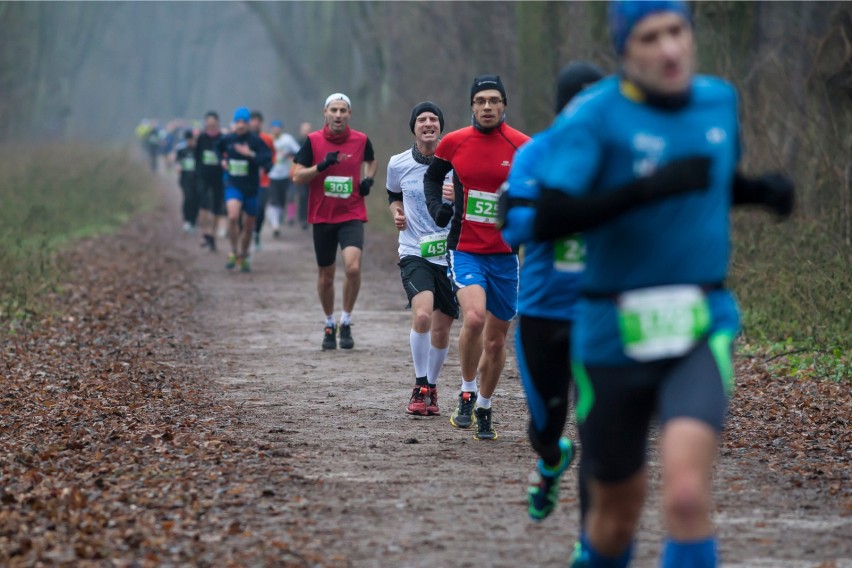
[387, 101, 458, 416]
[268, 120, 301, 238]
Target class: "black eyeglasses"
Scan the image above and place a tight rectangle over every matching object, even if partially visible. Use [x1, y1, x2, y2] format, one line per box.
[473, 97, 504, 107]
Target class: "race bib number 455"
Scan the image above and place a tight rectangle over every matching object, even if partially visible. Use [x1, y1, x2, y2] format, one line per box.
[618, 285, 711, 362]
[465, 189, 499, 224]
[419, 232, 448, 260]
[324, 176, 353, 199]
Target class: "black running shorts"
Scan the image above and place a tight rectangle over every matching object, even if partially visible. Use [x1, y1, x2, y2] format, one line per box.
[399, 255, 459, 319]
[269, 178, 291, 207]
[574, 336, 734, 484]
[197, 177, 225, 216]
[312, 220, 365, 267]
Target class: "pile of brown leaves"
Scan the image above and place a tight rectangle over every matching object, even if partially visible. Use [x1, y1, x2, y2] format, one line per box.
[0, 217, 335, 567]
[724, 357, 851, 502]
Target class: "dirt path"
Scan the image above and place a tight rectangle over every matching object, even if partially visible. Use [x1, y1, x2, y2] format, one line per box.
[173, 195, 851, 567]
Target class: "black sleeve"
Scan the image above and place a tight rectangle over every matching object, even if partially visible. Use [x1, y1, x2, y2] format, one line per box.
[387, 189, 403, 204]
[253, 136, 273, 170]
[294, 139, 314, 167]
[534, 180, 655, 241]
[215, 135, 227, 160]
[423, 157, 454, 227]
[194, 136, 203, 163]
[732, 171, 794, 217]
[364, 138, 375, 162]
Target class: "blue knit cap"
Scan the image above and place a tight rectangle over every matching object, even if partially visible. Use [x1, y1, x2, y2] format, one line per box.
[270, 120, 283, 128]
[609, 1, 692, 55]
[233, 106, 251, 123]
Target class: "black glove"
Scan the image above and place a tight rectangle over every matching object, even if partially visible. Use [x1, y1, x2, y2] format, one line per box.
[316, 151, 340, 172]
[359, 177, 374, 197]
[434, 203, 453, 228]
[756, 173, 795, 218]
[636, 156, 712, 202]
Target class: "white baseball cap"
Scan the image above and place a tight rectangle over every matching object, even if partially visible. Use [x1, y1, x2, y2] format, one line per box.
[324, 92, 351, 109]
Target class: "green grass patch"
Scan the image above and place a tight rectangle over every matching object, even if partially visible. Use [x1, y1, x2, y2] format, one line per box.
[0, 143, 155, 325]
[730, 210, 852, 381]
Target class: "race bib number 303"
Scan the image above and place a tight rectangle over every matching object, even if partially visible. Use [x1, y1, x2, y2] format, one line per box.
[419, 232, 449, 260]
[553, 235, 585, 273]
[324, 176, 353, 199]
[465, 189, 499, 224]
[617, 285, 711, 362]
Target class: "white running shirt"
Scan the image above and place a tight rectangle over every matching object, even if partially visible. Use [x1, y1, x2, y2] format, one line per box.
[269, 133, 301, 180]
[386, 148, 453, 266]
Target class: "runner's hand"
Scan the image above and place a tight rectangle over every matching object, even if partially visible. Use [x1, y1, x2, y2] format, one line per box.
[393, 208, 406, 231]
[359, 177, 373, 197]
[756, 173, 795, 218]
[441, 182, 455, 202]
[317, 151, 340, 172]
[233, 142, 253, 157]
[639, 156, 712, 201]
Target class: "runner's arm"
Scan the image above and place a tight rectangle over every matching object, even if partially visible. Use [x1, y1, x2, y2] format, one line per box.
[291, 140, 318, 184]
[253, 138, 273, 171]
[423, 157, 454, 227]
[534, 156, 712, 241]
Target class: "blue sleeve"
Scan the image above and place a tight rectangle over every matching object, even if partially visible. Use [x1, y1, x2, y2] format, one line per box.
[532, 104, 603, 197]
[500, 139, 540, 247]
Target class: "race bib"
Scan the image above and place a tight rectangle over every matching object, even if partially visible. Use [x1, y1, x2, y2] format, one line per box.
[202, 150, 218, 166]
[553, 235, 585, 273]
[618, 285, 711, 362]
[465, 189, 499, 224]
[229, 159, 248, 176]
[419, 232, 449, 260]
[181, 157, 196, 172]
[324, 176, 353, 199]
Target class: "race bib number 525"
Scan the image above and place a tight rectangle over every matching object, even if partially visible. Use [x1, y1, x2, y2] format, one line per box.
[465, 189, 499, 224]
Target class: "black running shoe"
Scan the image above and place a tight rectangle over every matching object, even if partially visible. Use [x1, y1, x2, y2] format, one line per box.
[474, 406, 497, 440]
[450, 391, 477, 429]
[339, 323, 354, 349]
[322, 324, 337, 350]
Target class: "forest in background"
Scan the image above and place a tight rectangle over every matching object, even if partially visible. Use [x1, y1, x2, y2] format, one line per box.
[1, 1, 850, 377]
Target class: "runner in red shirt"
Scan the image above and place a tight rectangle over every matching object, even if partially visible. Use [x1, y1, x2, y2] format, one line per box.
[292, 93, 378, 351]
[424, 75, 529, 440]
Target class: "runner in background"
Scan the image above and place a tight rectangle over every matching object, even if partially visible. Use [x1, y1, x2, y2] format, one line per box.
[195, 111, 225, 252]
[387, 102, 457, 416]
[268, 119, 301, 238]
[501, 61, 604, 524]
[217, 107, 272, 273]
[174, 128, 199, 233]
[292, 94, 377, 350]
[290, 121, 313, 230]
[250, 110, 276, 252]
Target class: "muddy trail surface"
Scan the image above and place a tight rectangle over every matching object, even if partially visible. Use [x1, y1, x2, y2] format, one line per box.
[177, 186, 851, 568]
[3, 180, 848, 568]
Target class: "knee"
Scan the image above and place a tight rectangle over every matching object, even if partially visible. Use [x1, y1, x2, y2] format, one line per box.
[318, 271, 334, 288]
[664, 472, 708, 525]
[344, 261, 361, 280]
[413, 309, 431, 332]
[462, 310, 485, 334]
[431, 327, 450, 346]
[483, 332, 506, 356]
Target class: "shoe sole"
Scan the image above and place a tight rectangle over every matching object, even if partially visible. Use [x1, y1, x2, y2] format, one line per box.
[449, 414, 475, 429]
[405, 409, 429, 416]
[474, 432, 498, 441]
[339, 342, 354, 350]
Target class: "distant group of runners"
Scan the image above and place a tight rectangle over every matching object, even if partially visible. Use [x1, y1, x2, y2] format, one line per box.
[166, 1, 795, 565]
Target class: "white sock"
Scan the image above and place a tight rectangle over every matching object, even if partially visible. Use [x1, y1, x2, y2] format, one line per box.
[476, 393, 492, 409]
[340, 311, 351, 326]
[410, 330, 430, 379]
[325, 314, 335, 327]
[427, 346, 449, 385]
[268, 205, 283, 228]
[461, 378, 477, 392]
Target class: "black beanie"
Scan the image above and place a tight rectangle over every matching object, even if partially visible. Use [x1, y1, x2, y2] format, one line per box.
[409, 101, 445, 133]
[470, 75, 507, 105]
[555, 62, 605, 113]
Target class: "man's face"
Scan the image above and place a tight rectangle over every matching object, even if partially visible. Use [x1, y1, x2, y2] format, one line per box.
[324, 101, 351, 133]
[414, 112, 440, 145]
[270, 126, 282, 138]
[233, 119, 249, 135]
[471, 89, 505, 129]
[249, 117, 262, 133]
[204, 116, 218, 131]
[623, 12, 695, 95]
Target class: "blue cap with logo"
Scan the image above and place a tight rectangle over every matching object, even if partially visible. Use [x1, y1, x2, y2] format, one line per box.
[609, 1, 692, 55]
